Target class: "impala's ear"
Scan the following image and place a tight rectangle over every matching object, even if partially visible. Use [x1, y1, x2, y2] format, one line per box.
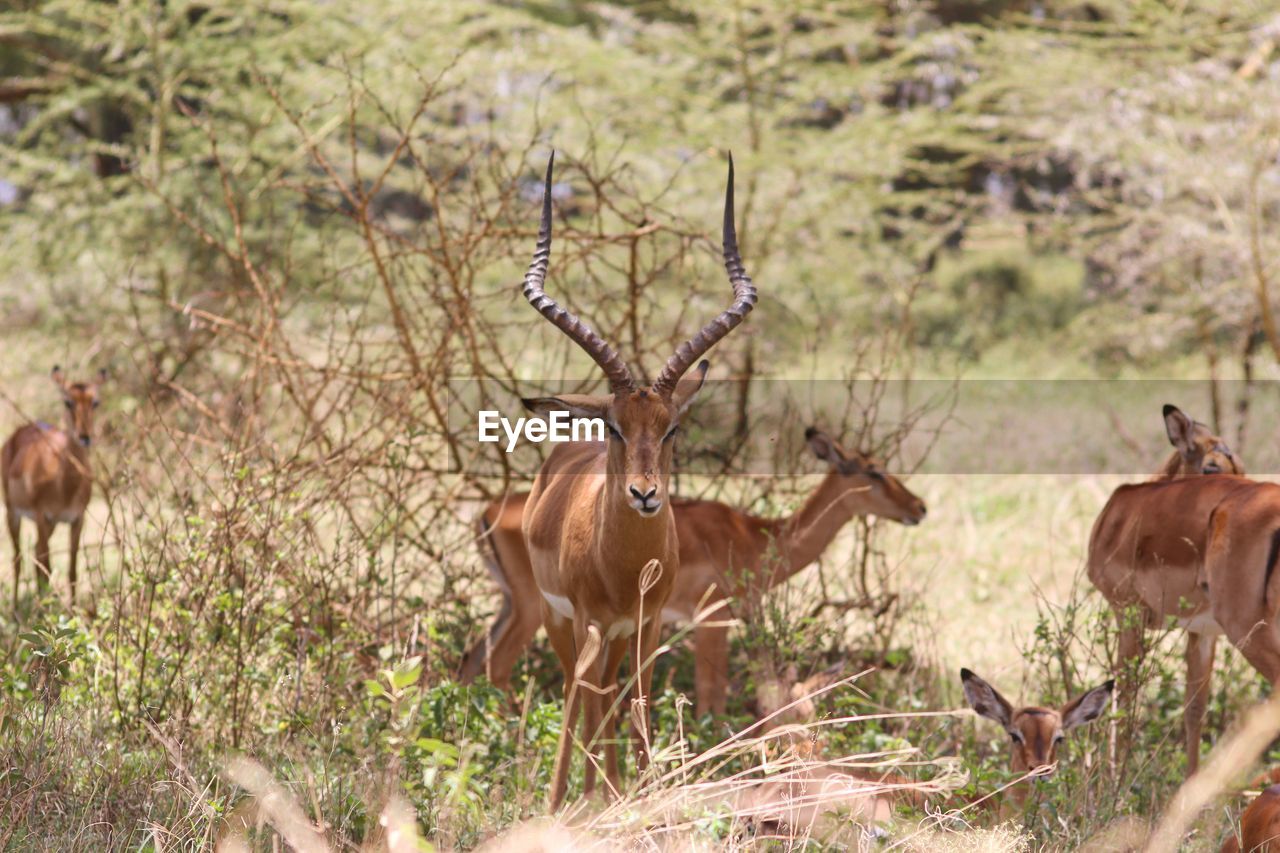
[51, 365, 67, 390]
[521, 394, 610, 421]
[805, 427, 842, 466]
[1163, 404, 1198, 461]
[669, 360, 709, 418]
[961, 668, 1014, 730]
[1061, 679, 1114, 730]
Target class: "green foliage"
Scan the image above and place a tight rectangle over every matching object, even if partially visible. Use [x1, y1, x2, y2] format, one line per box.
[916, 249, 1085, 360]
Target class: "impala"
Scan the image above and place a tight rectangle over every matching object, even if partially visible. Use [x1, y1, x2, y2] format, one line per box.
[960, 668, 1113, 783]
[1199, 483, 1280, 700]
[517, 153, 757, 809]
[1222, 783, 1280, 852]
[3, 366, 106, 608]
[460, 427, 926, 716]
[1086, 404, 1248, 773]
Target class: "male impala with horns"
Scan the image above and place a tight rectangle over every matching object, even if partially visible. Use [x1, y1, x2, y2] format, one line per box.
[516, 152, 758, 809]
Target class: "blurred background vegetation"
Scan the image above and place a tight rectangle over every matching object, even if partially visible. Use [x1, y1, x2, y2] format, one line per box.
[2, 0, 1280, 849]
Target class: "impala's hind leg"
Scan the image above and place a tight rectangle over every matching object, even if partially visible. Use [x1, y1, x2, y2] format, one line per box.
[694, 623, 730, 718]
[1114, 605, 1149, 707]
[8, 510, 20, 611]
[1183, 631, 1216, 775]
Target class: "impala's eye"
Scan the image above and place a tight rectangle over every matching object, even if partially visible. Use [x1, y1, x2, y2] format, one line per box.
[1053, 733, 1065, 745]
[1009, 730, 1025, 745]
[663, 425, 679, 443]
[606, 422, 623, 441]
[64, 400, 74, 410]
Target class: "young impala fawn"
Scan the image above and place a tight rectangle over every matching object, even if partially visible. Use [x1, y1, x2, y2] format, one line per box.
[459, 427, 926, 716]
[3, 366, 106, 607]
[516, 154, 757, 810]
[1087, 404, 1247, 773]
[961, 669, 1113, 795]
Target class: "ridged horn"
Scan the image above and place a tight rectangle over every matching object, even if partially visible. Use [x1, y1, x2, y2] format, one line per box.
[651, 152, 757, 396]
[520, 153, 634, 394]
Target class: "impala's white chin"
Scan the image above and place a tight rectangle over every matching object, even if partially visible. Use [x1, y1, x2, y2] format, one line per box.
[632, 500, 662, 517]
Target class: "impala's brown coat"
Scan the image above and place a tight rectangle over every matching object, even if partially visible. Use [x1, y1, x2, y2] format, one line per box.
[1223, 785, 1280, 853]
[460, 428, 926, 716]
[1085, 405, 1246, 774]
[1202, 484, 1280, 689]
[3, 368, 104, 607]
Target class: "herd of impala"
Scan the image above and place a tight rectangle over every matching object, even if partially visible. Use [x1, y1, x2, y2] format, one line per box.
[5, 156, 1280, 843]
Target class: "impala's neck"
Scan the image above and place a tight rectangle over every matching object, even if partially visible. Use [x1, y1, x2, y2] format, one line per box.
[1151, 451, 1189, 481]
[62, 430, 91, 460]
[595, 470, 675, 584]
[763, 471, 861, 582]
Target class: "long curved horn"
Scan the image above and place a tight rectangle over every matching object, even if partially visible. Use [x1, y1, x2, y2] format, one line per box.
[521, 153, 634, 394]
[652, 152, 757, 397]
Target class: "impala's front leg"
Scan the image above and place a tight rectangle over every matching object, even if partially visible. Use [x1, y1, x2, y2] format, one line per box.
[598, 636, 629, 797]
[631, 613, 664, 776]
[576, 618, 605, 799]
[34, 515, 53, 593]
[542, 607, 580, 812]
[68, 515, 83, 605]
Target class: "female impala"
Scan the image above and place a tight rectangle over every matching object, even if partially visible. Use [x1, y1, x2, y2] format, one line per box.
[3, 366, 106, 607]
[460, 427, 927, 716]
[517, 153, 757, 809]
[1087, 404, 1248, 774]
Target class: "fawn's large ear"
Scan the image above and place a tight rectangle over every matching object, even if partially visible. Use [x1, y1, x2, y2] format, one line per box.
[1061, 679, 1114, 730]
[805, 427, 842, 466]
[669, 360, 709, 418]
[521, 394, 611, 421]
[1163, 404, 1198, 462]
[51, 365, 67, 390]
[961, 668, 1014, 731]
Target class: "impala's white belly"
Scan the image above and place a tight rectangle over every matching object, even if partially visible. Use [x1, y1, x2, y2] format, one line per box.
[606, 619, 636, 640]
[540, 590, 658, 641]
[1177, 612, 1223, 636]
[662, 607, 687, 625]
[541, 591, 575, 621]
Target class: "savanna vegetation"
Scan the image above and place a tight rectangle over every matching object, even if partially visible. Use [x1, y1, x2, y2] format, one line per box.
[2, 0, 1280, 849]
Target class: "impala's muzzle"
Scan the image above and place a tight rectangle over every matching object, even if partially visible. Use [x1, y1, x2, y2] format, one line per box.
[628, 484, 661, 516]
